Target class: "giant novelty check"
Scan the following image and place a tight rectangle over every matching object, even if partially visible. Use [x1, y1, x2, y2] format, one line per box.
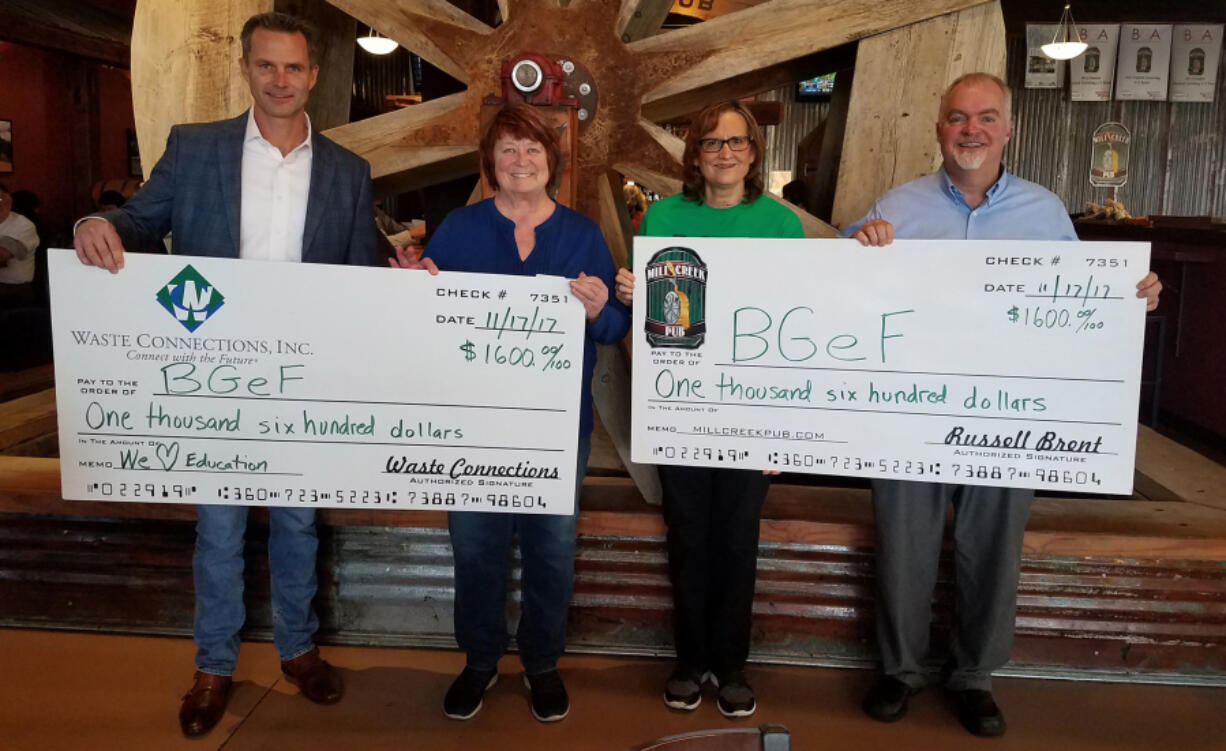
[630, 239, 1150, 495]
[49, 250, 585, 514]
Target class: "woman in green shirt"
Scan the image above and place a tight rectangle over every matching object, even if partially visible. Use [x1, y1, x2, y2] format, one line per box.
[615, 100, 802, 719]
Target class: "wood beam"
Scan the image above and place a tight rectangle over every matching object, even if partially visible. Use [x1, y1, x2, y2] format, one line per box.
[276, 0, 356, 130]
[69, 58, 103, 221]
[807, 64, 854, 222]
[661, 100, 782, 127]
[617, 0, 673, 43]
[633, 0, 990, 112]
[5, 458, 1226, 558]
[1135, 425, 1226, 513]
[0, 0, 131, 67]
[0, 390, 55, 453]
[641, 44, 855, 124]
[371, 151, 480, 197]
[831, 0, 1005, 228]
[324, 92, 477, 179]
[326, 0, 494, 84]
[131, 0, 269, 178]
[0, 365, 54, 402]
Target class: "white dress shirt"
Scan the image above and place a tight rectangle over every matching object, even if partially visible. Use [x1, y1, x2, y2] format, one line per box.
[240, 109, 313, 262]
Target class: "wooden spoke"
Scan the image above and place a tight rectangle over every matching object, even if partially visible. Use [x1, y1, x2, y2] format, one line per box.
[614, 161, 682, 204]
[326, 0, 494, 82]
[323, 92, 478, 179]
[638, 118, 684, 162]
[616, 0, 673, 42]
[595, 170, 633, 269]
[632, 0, 990, 116]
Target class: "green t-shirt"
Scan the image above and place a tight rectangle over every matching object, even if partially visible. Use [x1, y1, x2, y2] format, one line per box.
[631, 193, 804, 265]
[641, 193, 805, 239]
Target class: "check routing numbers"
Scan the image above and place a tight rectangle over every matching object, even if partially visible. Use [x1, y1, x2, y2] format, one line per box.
[629, 239, 1150, 495]
[48, 251, 584, 513]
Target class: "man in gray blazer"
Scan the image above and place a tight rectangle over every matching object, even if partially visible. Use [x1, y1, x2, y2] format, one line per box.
[74, 12, 376, 738]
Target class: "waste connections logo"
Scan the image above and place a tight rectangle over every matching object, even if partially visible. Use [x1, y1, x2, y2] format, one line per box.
[156, 265, 225, 332]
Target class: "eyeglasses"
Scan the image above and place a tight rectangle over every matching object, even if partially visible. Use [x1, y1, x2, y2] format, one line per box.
[698, 136, 752, 153]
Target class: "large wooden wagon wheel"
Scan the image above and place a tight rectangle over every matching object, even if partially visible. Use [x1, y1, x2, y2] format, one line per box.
[130, 0, 1006, 502]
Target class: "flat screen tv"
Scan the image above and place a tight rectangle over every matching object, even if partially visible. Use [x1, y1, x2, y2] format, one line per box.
[796, 72, 836, 102]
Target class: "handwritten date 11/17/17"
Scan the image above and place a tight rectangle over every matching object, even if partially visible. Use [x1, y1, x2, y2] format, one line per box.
[482, 305, 563, 340]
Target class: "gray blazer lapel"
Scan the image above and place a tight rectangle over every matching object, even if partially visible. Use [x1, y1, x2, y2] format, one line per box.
[217, 113, 246, 256]
[302, 134, 334, 263]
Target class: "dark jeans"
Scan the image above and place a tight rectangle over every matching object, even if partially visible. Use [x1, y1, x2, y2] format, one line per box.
[448, 435, 591, 675]
[659, 464, 770, 677]
[871, 479, 1033, 691]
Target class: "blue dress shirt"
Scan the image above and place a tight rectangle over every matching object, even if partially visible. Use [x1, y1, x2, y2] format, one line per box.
[843, 166, 1077, 241]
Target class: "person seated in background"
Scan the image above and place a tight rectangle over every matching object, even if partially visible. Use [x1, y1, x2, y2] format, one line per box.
[623, 182, 647, 233]
[0, 183, 40, 302]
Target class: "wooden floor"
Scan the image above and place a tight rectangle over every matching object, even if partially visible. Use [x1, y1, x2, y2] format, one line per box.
[1, 629, 1223, 751]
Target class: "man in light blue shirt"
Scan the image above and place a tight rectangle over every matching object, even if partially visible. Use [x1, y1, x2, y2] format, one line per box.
[845, 72, 1161, 738]
[845, 166, 1078, 242]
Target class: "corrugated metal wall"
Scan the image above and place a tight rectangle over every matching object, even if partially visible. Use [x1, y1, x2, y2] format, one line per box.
[758, 87, 832, 185]
[1003, 36, 1225, 218]
[763, 38, 1226, 218]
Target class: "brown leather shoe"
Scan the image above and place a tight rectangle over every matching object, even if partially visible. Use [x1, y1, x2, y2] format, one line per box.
[179, 671, 232, 737]
[281, 647, 343, 704]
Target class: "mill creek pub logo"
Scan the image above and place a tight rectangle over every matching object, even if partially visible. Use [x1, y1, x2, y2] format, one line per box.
[156, 265, 225, 332]
[644, 247, 707, 349]
[1089, 122, 1131, 188]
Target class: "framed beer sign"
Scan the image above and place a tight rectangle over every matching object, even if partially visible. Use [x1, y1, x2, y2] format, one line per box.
[1090, 122, 1130, 188]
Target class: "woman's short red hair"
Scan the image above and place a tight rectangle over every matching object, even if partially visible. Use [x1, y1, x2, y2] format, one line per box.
[479, 104, 564, 195]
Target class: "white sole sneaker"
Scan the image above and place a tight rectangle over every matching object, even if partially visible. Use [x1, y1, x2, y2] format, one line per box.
[522, 674, 569, 722]
[711, 674, 757, 718]
[663, 692, 701, 711]
[443, 673, 498, 720]
[717, 700, 757, 719]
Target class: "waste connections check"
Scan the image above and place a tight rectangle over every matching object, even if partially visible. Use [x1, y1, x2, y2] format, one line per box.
[49, 250, 585, 514]
[630, 238, 1150, 495]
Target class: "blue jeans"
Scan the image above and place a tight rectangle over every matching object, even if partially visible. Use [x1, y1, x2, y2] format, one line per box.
[193, 505, 320, 675]
[448, 435, 590, 675]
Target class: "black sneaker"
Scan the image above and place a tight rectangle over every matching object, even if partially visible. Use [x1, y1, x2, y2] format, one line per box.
[862, 676, 919, 723]
[949, 688, 1006, 737]
[663, 664, 705, 711]
[523, 670, 569, 722]
[443, 667, 497, 720]
[713, 671, 756, 718]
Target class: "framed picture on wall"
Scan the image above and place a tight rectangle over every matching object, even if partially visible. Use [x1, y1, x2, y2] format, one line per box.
[0, 120, 13, 173]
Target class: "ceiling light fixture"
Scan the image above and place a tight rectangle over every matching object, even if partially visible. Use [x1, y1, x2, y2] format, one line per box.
[1040, 4, 1088, 61]
[357, 29, 398, 55]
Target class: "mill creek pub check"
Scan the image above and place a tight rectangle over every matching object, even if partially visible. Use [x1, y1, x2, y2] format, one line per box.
[48, 250, 585, 514]
[631, 238, 1150, 496]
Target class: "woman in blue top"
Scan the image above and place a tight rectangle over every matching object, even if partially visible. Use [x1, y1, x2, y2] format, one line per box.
[393, 104, 629, 723]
